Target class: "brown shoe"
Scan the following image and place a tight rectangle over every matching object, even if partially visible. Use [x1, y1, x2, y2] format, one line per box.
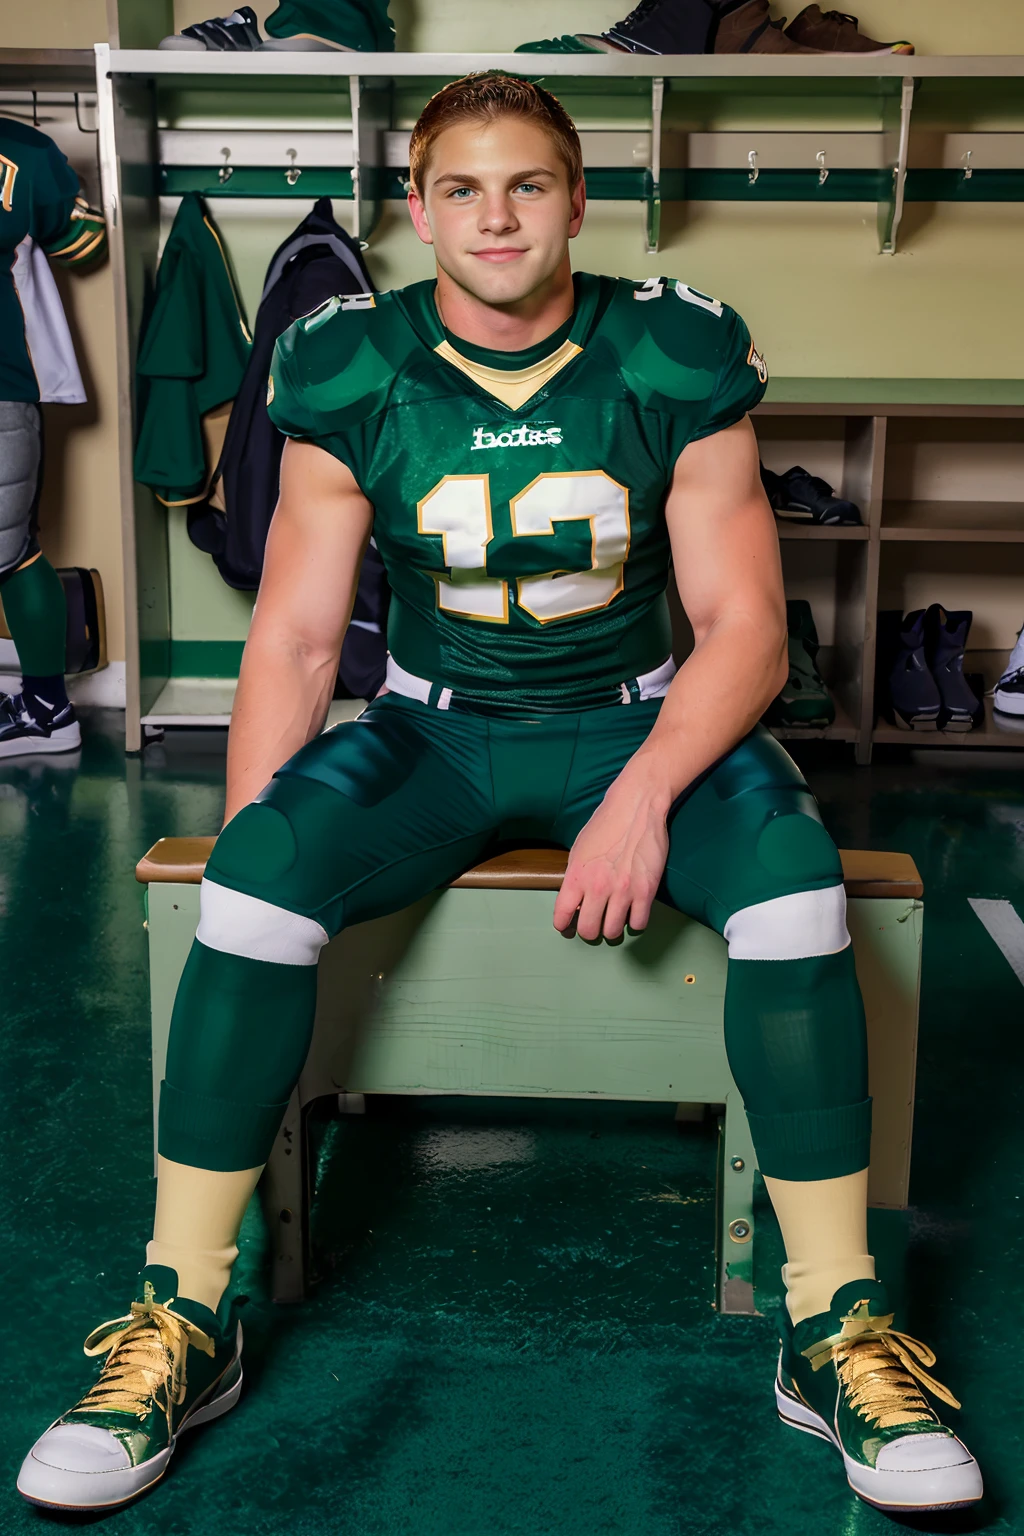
[784, 5, 914, 53]
[712, 0, 823, 53]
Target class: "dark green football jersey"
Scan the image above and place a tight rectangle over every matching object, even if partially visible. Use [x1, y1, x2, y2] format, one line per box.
[269, 271, 767, 712]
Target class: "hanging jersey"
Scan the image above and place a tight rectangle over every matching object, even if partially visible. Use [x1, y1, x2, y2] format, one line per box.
[268, 271, 767, 712]
[0, 118, 104, 403]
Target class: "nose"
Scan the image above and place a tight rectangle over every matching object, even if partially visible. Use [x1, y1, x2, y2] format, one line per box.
[477, 190, 518, 237]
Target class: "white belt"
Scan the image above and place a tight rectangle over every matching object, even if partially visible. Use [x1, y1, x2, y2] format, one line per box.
[384, 654, 677, 711]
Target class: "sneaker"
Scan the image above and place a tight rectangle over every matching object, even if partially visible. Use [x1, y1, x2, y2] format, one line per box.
[926, 604, 984, 733]
[994, 627, 1024, 716]
[17, 1267, 242, 1512]
[574, 0, 721, 55]
[776, 1281, 982, 1513]
[712, 0, 824, 53]
[765, 599, 836, 728]
[784, 5, 914, 54]
[0, 692, 80, 758]
[761, 464, 862, 526]
[887, 610, 941, 731]
[159, 6, 263, 49]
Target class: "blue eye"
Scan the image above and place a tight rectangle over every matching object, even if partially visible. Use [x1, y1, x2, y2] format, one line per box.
[449, 186, 474, 199]
[516, 183, 541, 194]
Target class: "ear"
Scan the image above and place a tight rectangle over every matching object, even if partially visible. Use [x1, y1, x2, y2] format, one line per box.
[407, 185, 434, 246]
[568, 177, 587, 239]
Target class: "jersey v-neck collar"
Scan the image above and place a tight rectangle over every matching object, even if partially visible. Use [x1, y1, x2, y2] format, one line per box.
[395, 273, 604, 413]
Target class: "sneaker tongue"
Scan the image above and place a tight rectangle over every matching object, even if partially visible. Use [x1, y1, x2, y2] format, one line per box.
[791, 1277, 892, 1355]
[135, 1265, 221, 1335]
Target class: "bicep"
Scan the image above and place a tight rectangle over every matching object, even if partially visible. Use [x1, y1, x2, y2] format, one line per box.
[252, 438, 374, 653]
[664, 416, 784, 641]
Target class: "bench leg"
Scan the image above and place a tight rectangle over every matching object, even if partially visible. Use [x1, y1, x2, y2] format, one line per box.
[261, 1090, 307, 1304]
[717, 1096, 757, 1316]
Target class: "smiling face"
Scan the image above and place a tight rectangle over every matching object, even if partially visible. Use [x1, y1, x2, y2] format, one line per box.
[407, 115, 586, 312]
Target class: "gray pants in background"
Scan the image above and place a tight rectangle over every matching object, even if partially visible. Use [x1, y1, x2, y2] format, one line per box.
[0, 401, 42, 578]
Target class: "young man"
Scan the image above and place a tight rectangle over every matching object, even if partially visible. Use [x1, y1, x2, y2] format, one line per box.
[19, 74, 980, 1516]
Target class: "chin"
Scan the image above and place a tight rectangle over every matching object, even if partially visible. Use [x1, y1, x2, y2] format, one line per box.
[454, 259, 546, 308]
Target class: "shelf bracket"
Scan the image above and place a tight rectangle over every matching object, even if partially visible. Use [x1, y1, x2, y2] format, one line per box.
[351, 74, 392, 248]
[645, 76, 664, 256]
[878, 75, 914, 255]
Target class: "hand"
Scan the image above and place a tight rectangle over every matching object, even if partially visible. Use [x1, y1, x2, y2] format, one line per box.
[553, 772, 671, 942]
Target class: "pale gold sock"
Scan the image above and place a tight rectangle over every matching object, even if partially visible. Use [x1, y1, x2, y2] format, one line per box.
[764, 1167, 876, 1325]
[147, 1157, 263, 1315]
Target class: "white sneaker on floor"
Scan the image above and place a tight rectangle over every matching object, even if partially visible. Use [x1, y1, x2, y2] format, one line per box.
[0, 693, 81, 758]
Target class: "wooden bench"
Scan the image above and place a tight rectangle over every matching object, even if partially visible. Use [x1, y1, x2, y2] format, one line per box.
[137, 840, 923, 1315]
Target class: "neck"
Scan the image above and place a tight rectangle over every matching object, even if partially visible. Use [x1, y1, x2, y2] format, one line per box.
[434, 257, 575, 351]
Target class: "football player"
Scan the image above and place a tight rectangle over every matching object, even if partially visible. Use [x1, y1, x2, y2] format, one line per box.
[19, 73, 981, 1516]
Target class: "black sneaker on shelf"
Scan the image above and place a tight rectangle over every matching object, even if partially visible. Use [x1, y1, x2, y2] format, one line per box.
[761, 463, 862, 526]
[159, 6, 262, 50]
[518, 0, 734, 54]
[887, 610, 942, 731]
[926, 604, 984, 733]
[0, 693, 81, 759]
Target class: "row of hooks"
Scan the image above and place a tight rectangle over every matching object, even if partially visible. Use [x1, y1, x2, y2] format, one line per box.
[746, 147, 979, 185]
[217, 146, 302, 184]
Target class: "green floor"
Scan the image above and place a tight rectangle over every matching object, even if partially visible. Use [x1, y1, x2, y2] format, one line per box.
[1, 715, 1021, 1534]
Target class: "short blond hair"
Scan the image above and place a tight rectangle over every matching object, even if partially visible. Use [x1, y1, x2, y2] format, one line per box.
[408, 72, 584, 193]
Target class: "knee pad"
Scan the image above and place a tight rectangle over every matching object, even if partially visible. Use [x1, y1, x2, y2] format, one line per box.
[197, 878, 328, 965]
[724, 884, 849, 961]
[199, 801, 327, 965]
[0, 404, 40, 576]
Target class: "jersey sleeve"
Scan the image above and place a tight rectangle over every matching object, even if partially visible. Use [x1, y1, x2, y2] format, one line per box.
[689, 304, 768, 443]
[267, 323, 320, 439]
[30, 136, 83, 251]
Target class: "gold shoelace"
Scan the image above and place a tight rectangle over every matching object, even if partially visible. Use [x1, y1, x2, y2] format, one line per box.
[72, 1290, 215, 1423]
[802, 1298, 960, 1430]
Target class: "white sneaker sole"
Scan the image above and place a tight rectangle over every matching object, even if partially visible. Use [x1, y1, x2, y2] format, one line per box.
[17, 1333, 243, 1512]
[994, 689, 1024, 716]
[775, 1375, 983, 1512]
[0, 720, 81, 758]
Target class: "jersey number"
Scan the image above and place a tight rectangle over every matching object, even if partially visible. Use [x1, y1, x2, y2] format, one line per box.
[417, 471, 630, 626]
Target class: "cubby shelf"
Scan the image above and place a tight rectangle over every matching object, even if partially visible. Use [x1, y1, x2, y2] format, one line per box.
[873, 698, 1024, 748]
[880, 502, 1024, 542]
[776, 524, 869, 541]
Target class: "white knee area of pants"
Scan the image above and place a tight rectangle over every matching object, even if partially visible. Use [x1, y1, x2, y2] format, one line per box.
[196, 877, 328, 965]
[724, 884, 850, 961]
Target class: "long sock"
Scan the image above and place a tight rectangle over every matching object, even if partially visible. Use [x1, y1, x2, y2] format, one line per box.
[764, 1167, 875, 1324]
[725, 946, 871, 1181]
[0, 552, 67, 677]
[148, 1156, 263, 1315]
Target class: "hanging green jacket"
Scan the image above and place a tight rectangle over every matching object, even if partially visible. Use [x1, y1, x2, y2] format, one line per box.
[134, 193, 251, 506]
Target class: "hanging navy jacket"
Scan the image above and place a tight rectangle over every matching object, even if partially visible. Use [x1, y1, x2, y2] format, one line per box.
[189, 198, 389, 697]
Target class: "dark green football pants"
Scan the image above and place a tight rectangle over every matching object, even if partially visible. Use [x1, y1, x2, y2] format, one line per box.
[161, 696, 870, 1180]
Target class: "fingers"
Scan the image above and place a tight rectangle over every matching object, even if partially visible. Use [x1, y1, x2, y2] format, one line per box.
[553, 869, 585, 934]
[574, 883, 610, 943]
[627, 879, 658, 935]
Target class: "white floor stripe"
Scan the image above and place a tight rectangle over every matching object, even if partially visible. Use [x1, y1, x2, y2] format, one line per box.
[968, 897, 1024, 988]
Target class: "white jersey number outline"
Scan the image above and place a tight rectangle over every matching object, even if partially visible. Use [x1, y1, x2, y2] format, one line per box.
[417, 471, 630, 626]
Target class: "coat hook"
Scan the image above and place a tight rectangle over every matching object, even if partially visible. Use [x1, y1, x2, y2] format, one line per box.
[961, 149, 973, 181]
[218, 147, 233, 184]
[285, 148, 301, 186]
[747, 149, 758, 186]
[816, 149, 829, 186]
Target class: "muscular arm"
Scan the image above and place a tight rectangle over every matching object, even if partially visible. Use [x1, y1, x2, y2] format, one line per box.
[553, 416, 787, 939]
[223, 439, 373, 824]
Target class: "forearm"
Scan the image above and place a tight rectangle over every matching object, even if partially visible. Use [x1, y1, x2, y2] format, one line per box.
[223, 631, 339, 824]
[618, 611, 786, 811]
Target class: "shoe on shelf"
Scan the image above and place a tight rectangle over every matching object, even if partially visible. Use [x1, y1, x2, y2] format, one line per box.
[159, 6, 262, 49]
[887, 609, 942, 731]
[994, 628, 1024, 716]
[784, 5, 914, 54]
[519, 0, 722, 55]
[18, 1267, 242, 1513]
[712, 0, 824, 53]
[0, 693, 80, 758]
[765, 599, 836, 728]
[776, 1280, 982, 1513]
[761, 463, 862, 526]
[926, 604, 984, 733]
